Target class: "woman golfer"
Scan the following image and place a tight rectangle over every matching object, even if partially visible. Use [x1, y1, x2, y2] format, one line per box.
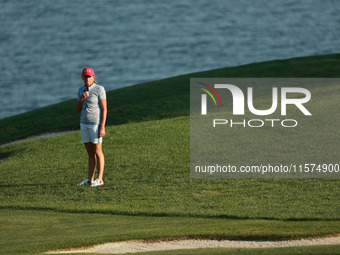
[76, 67, 107, 187]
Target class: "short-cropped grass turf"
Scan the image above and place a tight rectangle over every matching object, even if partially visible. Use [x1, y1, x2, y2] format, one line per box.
[0, 54, 339, 254]
[1, 116, 339, 220]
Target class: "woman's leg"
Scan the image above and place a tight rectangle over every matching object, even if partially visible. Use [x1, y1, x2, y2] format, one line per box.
[84, 142, 96, 182]
[94, 143, 104, 181]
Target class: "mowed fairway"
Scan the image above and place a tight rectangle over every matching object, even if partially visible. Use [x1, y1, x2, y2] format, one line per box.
[0, 54, 339, 254]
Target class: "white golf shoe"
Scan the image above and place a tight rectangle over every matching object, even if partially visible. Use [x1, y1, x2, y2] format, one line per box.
[78, 178, 91, 186]
[90, 179, 104, 187]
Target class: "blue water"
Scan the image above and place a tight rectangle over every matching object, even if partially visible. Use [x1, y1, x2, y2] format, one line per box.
[1, 0, 339, 119]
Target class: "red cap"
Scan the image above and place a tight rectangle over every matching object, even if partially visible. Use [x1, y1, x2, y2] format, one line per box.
[82, 67, 95, 77]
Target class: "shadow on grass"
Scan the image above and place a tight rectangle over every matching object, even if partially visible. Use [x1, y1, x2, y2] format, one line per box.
[1, 205, 338, 222]
[0, 182, 118, 188]
[0, 155, 9, 163]
[0, 183, 68, 188]
[0, 148, 25, 162]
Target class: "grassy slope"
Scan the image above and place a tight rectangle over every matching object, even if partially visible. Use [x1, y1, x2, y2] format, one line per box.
[2, 209, 338, 254]
[1, 117, 339, 220]
[1, 53, 340, 145]
[0, 54, 339, 254]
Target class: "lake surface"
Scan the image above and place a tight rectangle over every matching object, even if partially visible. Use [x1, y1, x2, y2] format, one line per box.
[1, 0, 339, 119]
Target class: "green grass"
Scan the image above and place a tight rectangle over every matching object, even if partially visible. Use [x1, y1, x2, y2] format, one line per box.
[0, 54, 339, 254]
[1, 117, 339, 220]
[1, 209, 339, 254]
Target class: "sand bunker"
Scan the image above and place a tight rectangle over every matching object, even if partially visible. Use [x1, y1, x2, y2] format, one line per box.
[48, 236, 340, 254]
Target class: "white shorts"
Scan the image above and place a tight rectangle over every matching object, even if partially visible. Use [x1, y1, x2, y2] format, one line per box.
[80, 124, 102, 144]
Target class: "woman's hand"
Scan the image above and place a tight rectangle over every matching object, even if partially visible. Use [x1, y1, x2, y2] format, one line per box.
[75, 92, 90, 114]
[99, 99, 107, 137]
[80, 91, 90, 101]
[99, 126, 106, 137]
